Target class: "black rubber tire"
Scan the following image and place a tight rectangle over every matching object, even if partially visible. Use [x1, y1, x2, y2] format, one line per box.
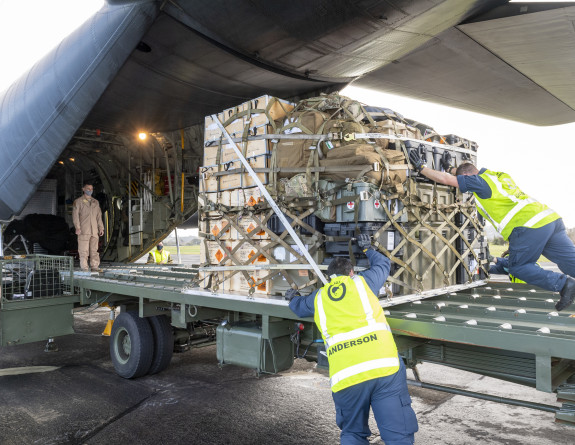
[110, 311, 153, 379]
[148, 315, 174, 375]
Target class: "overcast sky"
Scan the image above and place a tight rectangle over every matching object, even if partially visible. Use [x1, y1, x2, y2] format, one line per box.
[2, 0, 574, 229]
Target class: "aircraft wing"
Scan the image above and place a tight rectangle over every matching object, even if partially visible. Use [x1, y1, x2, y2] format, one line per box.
[354, 3, 575, 126]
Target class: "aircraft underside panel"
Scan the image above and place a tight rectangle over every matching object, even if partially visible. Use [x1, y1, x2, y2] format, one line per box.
[354, 9, 575, 126]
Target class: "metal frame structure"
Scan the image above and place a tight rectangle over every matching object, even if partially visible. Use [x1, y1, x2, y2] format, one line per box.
[1, 260, 574, 424]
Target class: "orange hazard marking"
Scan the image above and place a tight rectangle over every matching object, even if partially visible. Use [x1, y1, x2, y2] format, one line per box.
[257, 282, 267, 292]
[298, 269, 308, 277]
[247, 196, 257, 206]
[247, 223, 255, 232]
[211, 224, 220, 236]
[215, 250, 224, 262]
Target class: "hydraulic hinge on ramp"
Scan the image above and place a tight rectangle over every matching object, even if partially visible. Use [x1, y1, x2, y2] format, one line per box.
[556, 384, 575, 426]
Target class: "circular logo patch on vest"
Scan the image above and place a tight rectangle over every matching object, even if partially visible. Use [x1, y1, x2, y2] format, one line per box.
[327, 283, 346, 301]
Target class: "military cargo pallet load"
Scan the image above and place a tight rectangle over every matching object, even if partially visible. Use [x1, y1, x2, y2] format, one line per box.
[198, 93, 488, 297]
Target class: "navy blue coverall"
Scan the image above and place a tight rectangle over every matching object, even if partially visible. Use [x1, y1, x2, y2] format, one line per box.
[289, 250, 418, 445]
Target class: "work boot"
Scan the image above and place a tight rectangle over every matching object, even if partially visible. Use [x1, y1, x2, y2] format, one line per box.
[555, 277, 575, 311]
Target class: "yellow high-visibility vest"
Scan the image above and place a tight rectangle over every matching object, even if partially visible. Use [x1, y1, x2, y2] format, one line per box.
[150, 249, 171, 264]
[314, 274, 399, 393]
[475, 170, 559, 240]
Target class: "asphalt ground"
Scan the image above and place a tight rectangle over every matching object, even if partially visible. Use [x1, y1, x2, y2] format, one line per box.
[1, 303, 575, 445]
[1, 257, 572, 444]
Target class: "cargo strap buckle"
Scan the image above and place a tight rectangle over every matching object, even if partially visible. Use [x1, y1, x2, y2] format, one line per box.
[343, 133, 356, 142]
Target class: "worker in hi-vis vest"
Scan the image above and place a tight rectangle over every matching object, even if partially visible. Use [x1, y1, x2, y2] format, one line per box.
[409, 150, 575, 311]
[146, 242, 173, 264]
[287, 234, 418, 445]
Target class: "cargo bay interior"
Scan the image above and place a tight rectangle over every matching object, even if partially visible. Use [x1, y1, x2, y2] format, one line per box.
[5, 125, 203, 262]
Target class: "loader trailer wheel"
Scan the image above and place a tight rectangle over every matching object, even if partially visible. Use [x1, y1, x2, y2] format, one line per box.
[110, 311, 153, 379]
[148, 315, 174, 375]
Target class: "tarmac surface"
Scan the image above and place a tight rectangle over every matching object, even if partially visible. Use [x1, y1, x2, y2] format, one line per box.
[1, 257, 574, 444]
[1, 305, 575, 445]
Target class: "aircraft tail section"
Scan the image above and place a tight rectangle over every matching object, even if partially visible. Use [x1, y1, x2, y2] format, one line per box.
[0, 2, 159, 221]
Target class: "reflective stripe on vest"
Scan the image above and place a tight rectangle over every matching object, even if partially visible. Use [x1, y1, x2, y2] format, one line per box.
[330, 357, 400, 388]
[152, 250, 170, 264]
[475, 171, 560, 240]
[314, 275, 399, 392]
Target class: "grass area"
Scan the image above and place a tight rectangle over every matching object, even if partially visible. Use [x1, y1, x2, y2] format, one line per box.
[488, 244, 507, 258]
[164, 245, 200, 255]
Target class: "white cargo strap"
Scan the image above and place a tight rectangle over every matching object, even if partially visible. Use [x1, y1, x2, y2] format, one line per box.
[317, 276, 391, 349]
[212, 115, 328, 285]
[345, 133, 476, 157]
[330, 357, 400, 387]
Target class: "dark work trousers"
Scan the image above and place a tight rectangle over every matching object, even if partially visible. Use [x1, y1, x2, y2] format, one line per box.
[508, 219, 575, 291]
[331, 358, 418, 445]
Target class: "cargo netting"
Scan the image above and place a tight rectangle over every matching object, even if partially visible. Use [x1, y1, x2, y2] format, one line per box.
[198, 93, 489, 297]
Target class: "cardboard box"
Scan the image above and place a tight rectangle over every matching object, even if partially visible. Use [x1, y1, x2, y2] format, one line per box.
[218, 161, 242, 190]
[231, 187, 265, 207]
[243, 95, 295, 127]
[217, 155, 269, 190]
[200, 218, 232, 240]
[220, 138, 271, 161]
[204, 111, 245, 142]
[198, 191, 232, 208]
[204, 96, 293, 143]
[235, 240, 271, 265]
[204, 113, 224, 142]
[200, 240, 233, 265]
[234, 214, 270, 240]
[198, 271, 234, 292]
[235, 269, 270, 294]
[203, 143, 237, 167]
[199, 166, 219, 193]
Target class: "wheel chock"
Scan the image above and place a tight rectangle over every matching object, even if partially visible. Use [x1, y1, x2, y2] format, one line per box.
[44, 337, 58, 353]
[102, 308, 116, 336]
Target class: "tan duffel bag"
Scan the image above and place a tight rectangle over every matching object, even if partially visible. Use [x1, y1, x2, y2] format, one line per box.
[319, 144, 407, 190]
[276, 110, 329, 177]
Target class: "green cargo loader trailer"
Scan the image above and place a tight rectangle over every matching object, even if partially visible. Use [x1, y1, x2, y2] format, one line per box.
[1, 255, 575, 425]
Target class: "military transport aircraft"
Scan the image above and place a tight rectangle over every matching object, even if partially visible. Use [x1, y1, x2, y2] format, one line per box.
[1, 0, 574, 262]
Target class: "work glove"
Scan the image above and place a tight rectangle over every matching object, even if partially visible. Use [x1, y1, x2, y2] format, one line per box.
[440, 152, 453, 173]
[409, 149, 426, 172]
[488, 254, 495, 263]
[357, 234, 372, 253]
[284, 288, 300, 302]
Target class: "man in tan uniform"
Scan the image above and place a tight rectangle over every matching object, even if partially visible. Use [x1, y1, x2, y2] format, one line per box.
[73, 183, 104, 271]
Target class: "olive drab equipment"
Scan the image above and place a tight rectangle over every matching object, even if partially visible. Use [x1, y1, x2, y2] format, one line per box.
[475, 170, 560, 240]
[314, 274, 400, 392]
